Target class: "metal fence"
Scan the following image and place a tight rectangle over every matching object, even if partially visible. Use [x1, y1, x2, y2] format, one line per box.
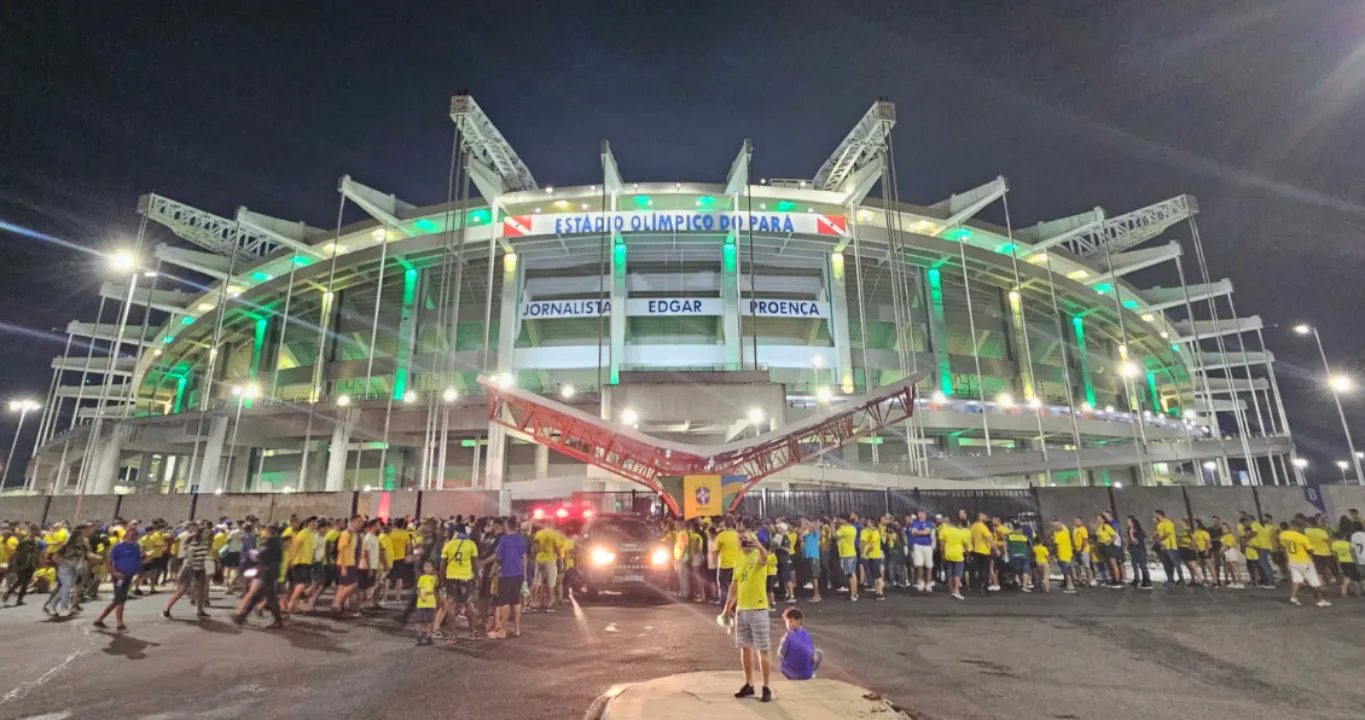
[560, 488, 1041, 522]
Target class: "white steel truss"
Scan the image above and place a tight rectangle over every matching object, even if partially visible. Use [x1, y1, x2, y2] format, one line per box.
[1061, 194, 1197, 258]
[449, 95, 538, 192]
[137, 193, 278, 259]
[812, 100, 896, 192]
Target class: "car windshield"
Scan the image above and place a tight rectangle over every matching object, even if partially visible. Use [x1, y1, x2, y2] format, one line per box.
[588, 519, 654, 542]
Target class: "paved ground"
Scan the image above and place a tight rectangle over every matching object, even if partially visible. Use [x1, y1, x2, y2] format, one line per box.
[1, 583, 1363, 720]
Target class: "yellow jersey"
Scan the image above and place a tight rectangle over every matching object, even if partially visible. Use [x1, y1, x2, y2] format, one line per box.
[1192, 529, 1210, 552]
[1072, 526, 1090, 553]
[1096, 523, 1118, 547]
[860, 526, 883, 559]
[290, 528, 315, 566]
[387, 529, 412, 561]
[1052, 527, 1074, 563]
[1278, 530, 1311, 564]
[1155, 519, 1175, 549]
[941, 525, 969, 563]
[1252, 522, 1273, 549]
[733, 549, 769, 611]
[1033, 543, 1050, 566]
[416, 574, 438, 609]
[835, 525, 857, 558]
[1304, 527, 1332, 557]
[969, 522, 994, 556]
[715, 530, 740, 569]
[441, 538, 477, 580]
[1331, 539, 1353, 564]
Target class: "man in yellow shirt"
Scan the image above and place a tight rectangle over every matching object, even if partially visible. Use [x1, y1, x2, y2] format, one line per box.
[530, 522, 564, 611]
[386, 519, 414, 603]
[715, 518, 741, 609]
[1304, 518, 1337, 588]
[1071, 518, 1092, 587]
[672, 519, 691, 601]
[969, 514, 996, 596]
[859, 521, 884, 601]
[1153, 510, 1184, 586]
[436, 523, 480, 643]
[939, 518, 969, 600]
[285, 517, 317, 613]
[136, 523, 168, 595]
[1191, 520, 1213, 586]
[1251, 513, 1277, 587]
[722, 527, 772, 703]
[835, 516, 859, 601]
[1280, 520, 1330, 607]
[1051, 518, 1076, 593]
[331, 515, 364, 616]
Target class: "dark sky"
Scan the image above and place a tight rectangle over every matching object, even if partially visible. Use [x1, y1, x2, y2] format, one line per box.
[2, 0, 1364, 484]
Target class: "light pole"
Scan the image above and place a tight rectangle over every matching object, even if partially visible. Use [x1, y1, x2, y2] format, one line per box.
[1337, 460, 1349, 483]
[1294, 323, 1362, 485]
[4, 399, 41, 488]
[225, 383, 260, 491]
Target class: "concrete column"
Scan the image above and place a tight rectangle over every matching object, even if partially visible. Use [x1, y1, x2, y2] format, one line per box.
[471, 437, 482, 489]
[88, 423, 129, 495]
[160, 454, 178, 494]
[227, 447, 251, 492]
[137, 453, 155, 493]
[535, 443, 549, 479]
[482, 249, 522, 492]
[609, 240, 626, 383]
[195, 415, 230, 494]
[827, 252, 855, 393]
[325, 410, 357, 492]
[484, 424, 507, 490]
[722, 238, 742, 369]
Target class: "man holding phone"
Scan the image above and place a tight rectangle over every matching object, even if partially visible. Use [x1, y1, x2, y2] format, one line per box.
[723, 524, 774, 703]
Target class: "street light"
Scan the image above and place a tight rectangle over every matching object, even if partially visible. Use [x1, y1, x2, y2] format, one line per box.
[108, 249, 137, 273]
[560, 384, 575, 399]
[1292, 457, 1309, 469]
[3, 399, 41, 488]
[442, 388, 458, 402]
[403, 391, 418, 404]
[1338, 460, 1350, 482]
[1293, 323, 1362, 484]
[1119, 362, 1140, 378]
[748, 407, 764, 424]
[337, 394, 351, 407]
[996, 392, 1014, 408]
[815, 386, 833, 404]
[621, 409, 638, 427]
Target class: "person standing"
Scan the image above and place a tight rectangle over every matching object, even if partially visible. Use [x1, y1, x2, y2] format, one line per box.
[1071, 518, 1092, 587]
[1, 525, 41, 606]
[715, 518, 740, 609]
[489, 518, 528, 639]
[436, 523, 481, 644]
[858, 519, 884, 600]
[1153, 511, 1182, 586]
[93, 526, 141, 632]
[1050, 518, 1076, 594]
[1126, 516, 1151, 589]
[909, 510, 935, 592]
[672, 519, 691, 601]
[799, 519, 822, 603]
[50, 524, 98, 617]
[723, 528, 773, 703]
[834, 516, 859, 601]
[234, 523, 285, 627]
[1280, 520, 1330, 607]
[941, 516, 969, 600]
[968, 513, 995, 596]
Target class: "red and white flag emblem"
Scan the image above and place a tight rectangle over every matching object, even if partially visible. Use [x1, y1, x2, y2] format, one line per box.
[816, 215, 848, 236]
[503, 215, 534, 237]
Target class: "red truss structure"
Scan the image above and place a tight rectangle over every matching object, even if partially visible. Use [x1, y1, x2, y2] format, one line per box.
[479, 373, 923, 514]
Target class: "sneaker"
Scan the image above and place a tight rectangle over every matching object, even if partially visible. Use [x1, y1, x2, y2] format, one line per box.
[876, 593, 885, 601]
[988, 585, 1001, 592]
[92, 620, 108, 629]
[951, 592, 964, 600]
[783, 597, 797, 604]
[914, 582, 924, 592]
[1316, 599, 1332, 608]
[734, 683, 755, 699]
[850, 595, 858, 602]
[760, 686, 772, 703]
[1289, 597, 1301, 606]
[1259, 584, 1276, 590]
[1020, 586, 1032, 593]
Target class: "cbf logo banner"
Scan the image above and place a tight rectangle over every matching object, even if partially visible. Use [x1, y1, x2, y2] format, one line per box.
[684, 474, 723, 519]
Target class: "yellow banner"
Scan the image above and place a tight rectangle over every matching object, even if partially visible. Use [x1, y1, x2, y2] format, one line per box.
[682, 474, 722, 519]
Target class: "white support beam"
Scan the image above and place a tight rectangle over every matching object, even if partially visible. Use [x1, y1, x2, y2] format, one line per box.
[1194, 398, 1246, 413]
[812, 100, 896, 192]
[465, 156, 506, 208]
[56, 384, 132, 400]
[602, 140, 625, 196]
[1062, 194, 1196, 259]
[724, 139, 752, 199]
[1015, 207, 1105, 254]
[234, 208, 328, 259]
[153, 244, 233, 280]
[338, 175, 417, 237]
[1175, 316, 1264, 344]
[1194, 377, 1271, 395]
[99, 282, 192, 314]
[1098, 242, 1182, 278]
[1141, 279, 1233, 311]
[449, 95, 538, 192]
[52, 356, 136, 376]
[137, 193, 277, 259]
[930, 176, 1007, 229]
[66, 321, 158, 347]
[1197, 350, 1273, 371]
[836, 153, 886, 208]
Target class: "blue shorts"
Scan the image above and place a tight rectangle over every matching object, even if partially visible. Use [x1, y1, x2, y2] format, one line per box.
[840, 557, 857, 577]
[863, 558, 883, 579]
[1010, 557, 1032, 575]
[948, 561, 965, 579]
[1058, 560, 1072, 576]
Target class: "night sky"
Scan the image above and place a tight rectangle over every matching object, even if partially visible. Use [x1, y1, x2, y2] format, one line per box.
[2, 1, 1363, 485]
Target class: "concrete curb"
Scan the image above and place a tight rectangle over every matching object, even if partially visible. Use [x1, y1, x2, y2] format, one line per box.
[586, 671, 911, 719]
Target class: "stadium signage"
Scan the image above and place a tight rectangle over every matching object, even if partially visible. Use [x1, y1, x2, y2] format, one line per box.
[520, 297, 828, 319]
[502, 210, 848, 238]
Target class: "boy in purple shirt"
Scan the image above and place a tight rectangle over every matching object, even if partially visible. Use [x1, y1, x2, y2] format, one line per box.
[778, 608, 823, 680]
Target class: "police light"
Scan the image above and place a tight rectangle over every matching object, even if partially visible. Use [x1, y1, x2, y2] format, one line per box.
[555, 507, 569, 519]
[582, 508, 595, 519]
[532, 507, 546, 520]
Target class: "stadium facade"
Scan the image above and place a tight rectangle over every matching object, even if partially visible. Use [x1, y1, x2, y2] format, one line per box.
[20, 97, 1300, 498]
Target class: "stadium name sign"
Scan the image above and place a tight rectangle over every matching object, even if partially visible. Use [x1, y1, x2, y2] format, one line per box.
[521, 297, 829, 319]
[502, 210, 848, 238]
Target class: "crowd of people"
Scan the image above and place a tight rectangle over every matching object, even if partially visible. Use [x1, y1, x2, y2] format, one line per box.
[2, 505, 1363, 641]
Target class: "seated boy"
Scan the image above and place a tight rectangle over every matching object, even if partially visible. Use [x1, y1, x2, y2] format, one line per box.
[778, 607, 823, 680]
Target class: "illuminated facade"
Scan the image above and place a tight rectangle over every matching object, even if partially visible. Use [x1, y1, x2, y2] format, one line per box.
[23, 98, 1300, 496]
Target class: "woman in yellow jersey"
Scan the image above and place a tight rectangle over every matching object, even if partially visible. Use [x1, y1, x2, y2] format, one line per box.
[1280, 519, 1330, 607]
[1218, 523, 1244, 588]
[1331, 530, 1359, 597]
[1191, 520, 1213, 586]
[1070, 518, 1092, 588]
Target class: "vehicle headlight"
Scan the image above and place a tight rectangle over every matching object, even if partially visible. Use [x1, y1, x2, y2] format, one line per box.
[591, 547, 616, 566]
[650, 548, 670, 566]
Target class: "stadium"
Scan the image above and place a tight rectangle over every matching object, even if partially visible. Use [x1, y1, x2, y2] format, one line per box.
[18, 97, 1300, 502]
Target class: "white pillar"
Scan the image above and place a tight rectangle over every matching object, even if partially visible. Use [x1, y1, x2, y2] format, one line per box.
[195, 415, 230, 494]
[722, 237, 742, 369]
[535, 443, 549, 479]
[88, 423, 129, 495]
[827, 252, 855, 393]
[137, 453, 155, 493]
[160, 454, 178, 494]
[227, 447, 251, 492]
[325, 410, 357, 492]
[485, 424, 507, 490]
[484, 250, 521, 492]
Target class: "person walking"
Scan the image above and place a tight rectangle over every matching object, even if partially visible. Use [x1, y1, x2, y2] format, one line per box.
[93, 527, 142, 632]
[1, 525, 42, 606]
[1127, 516, 1151, 589]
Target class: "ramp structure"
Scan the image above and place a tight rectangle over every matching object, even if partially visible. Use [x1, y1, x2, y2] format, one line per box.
[479, 373, 924, 513]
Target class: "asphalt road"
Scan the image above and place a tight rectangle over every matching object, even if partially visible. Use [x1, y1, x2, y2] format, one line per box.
[1, 582, 1362, 720]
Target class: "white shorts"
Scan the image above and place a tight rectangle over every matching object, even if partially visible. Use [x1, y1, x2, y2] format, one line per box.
[535, 561, 558, 587]
[1223, 548, 1243, 564]
[911, 545, 934, 568]
[1289, 561, 1321, 588]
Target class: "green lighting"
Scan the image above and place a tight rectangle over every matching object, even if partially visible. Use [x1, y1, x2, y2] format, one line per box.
[247, 317, 268, 408]
[946, 228, 973, 241]
[1094, 283, 1113, 294]
[1146, 371, 1161, 410]
[722, 243, 736, 272]
[775, 200, 795, 212]
[174, 376, 187, 414]
[468, 209, 490, 224]
[414, 218, 439, 233]
[181, 317, 195, 325]
[293, 255, 312, 266]
[392, 266, 419, 401]
[1073, 316, 1096, 405]
[927, 268, 952, 396]
[251, 271, 271, 282]
[696, 196, 715, 209]
[163, 335, 175, 343]
[633, 195, 652, 208]
[1122, 299, 1138, 309]
[461, 439, 478, 448]
[996, 243, 1015, 254]
[1171, 344, 1181, 352]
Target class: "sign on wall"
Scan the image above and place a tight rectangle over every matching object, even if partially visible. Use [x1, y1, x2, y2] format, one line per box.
[520, 297, 828, 320]
[503, 210, 848, 238]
